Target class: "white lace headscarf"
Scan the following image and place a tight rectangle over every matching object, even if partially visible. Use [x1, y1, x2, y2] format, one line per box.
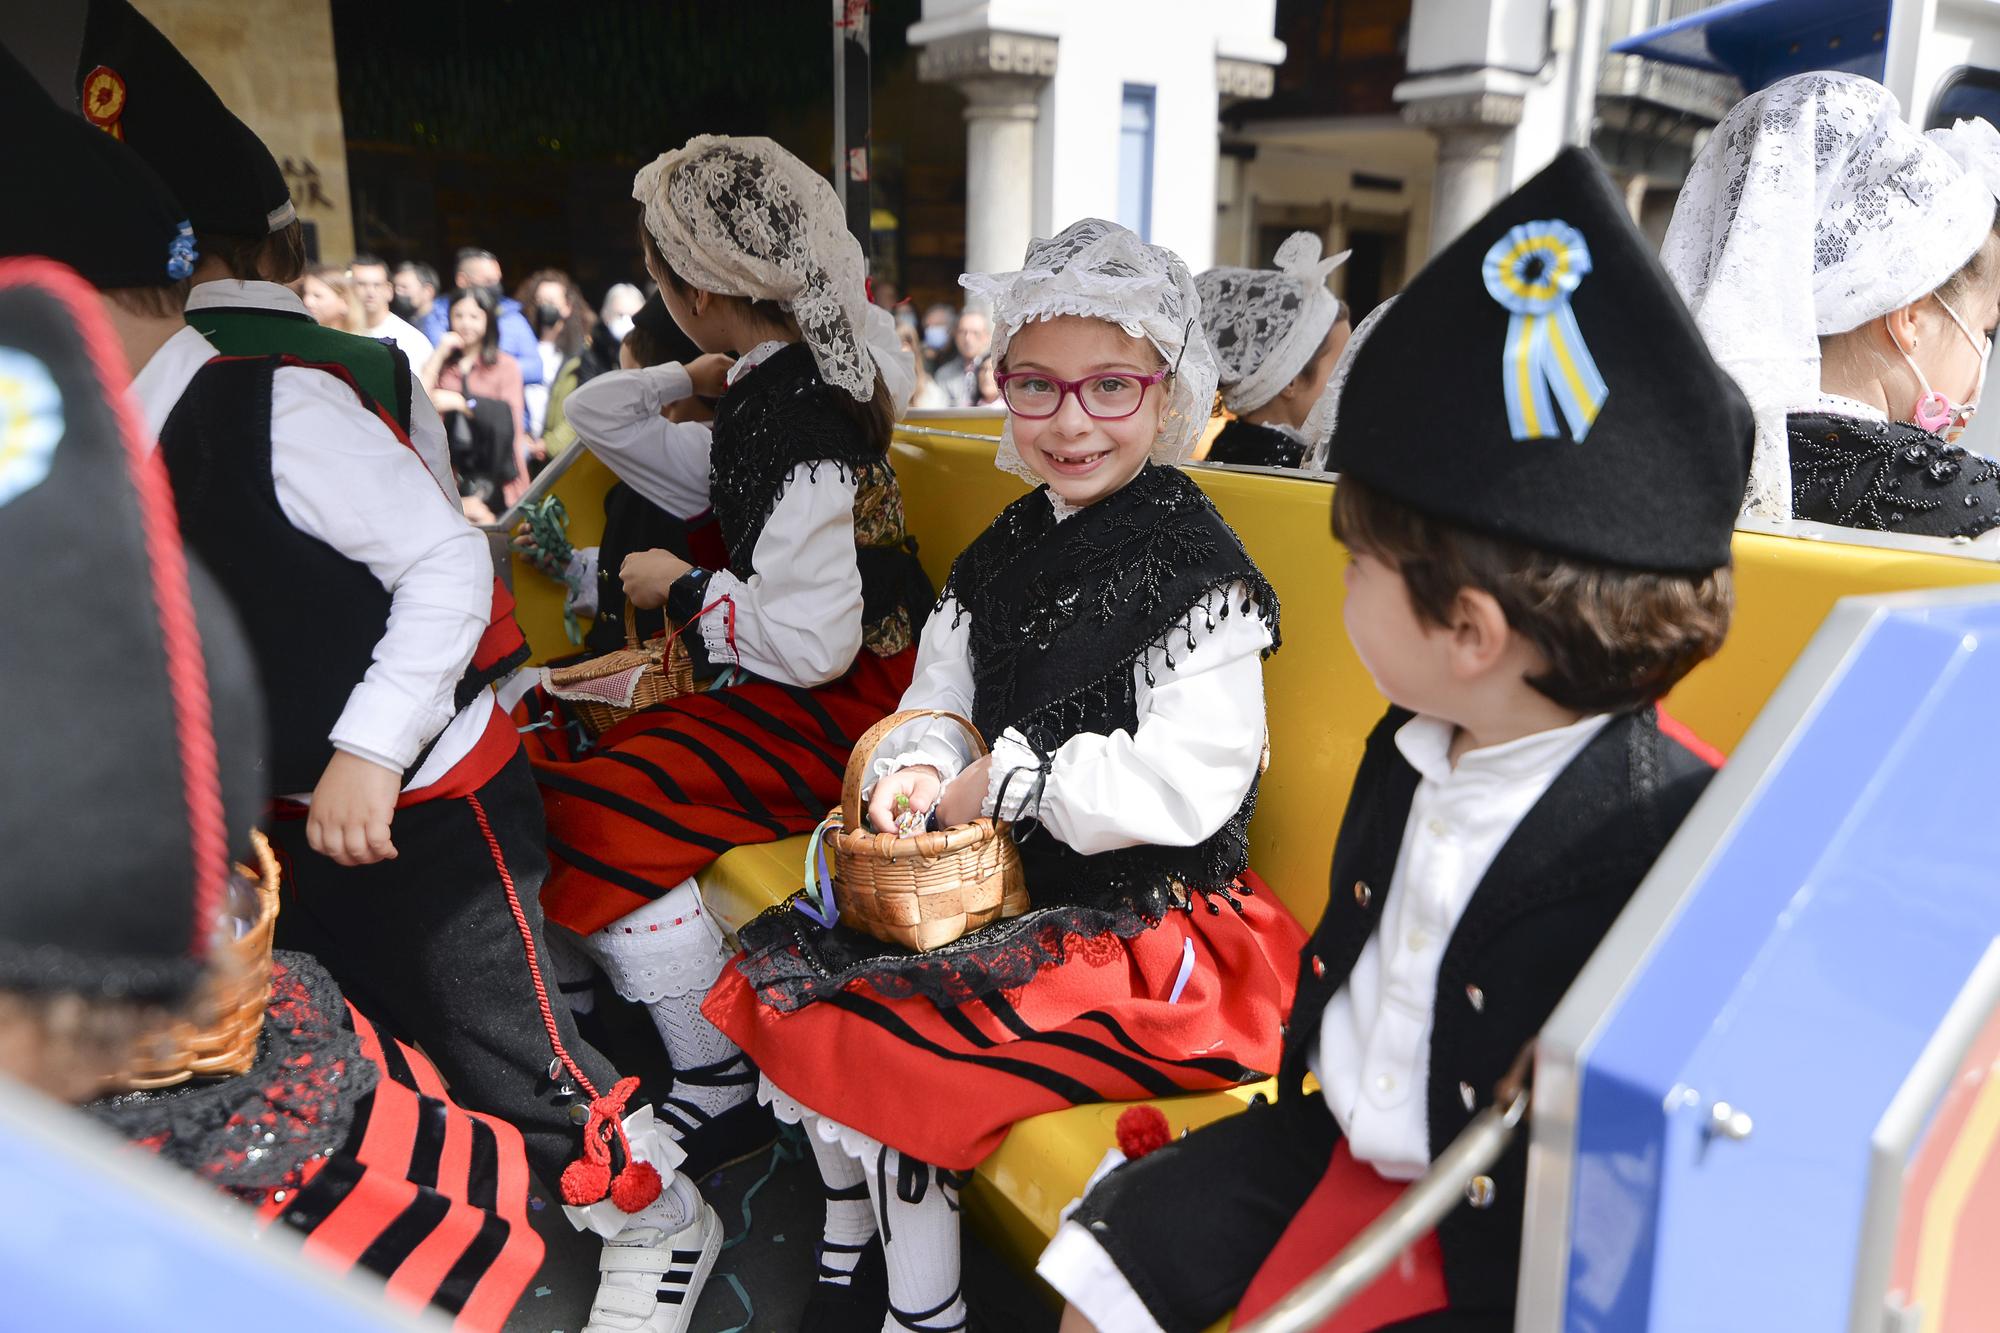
[1303, 296, 1396, 472]
[1196, 232, 1350, 415]
[632, 135, 912, 416]
[1661, 72, 1996, 519]
[960, 218, 1218, 484]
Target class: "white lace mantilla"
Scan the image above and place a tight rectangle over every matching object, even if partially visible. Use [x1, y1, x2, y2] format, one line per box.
[632, 136, 913, 414]
[1661, 72, 1997, 520]
[961, 218, 1221, 484]
[1196, 231, 1349, 415]
[1307, 295, 1397, 472]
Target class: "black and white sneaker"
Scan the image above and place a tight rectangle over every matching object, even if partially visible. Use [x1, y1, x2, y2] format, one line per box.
[583, 1200, 722, 1333]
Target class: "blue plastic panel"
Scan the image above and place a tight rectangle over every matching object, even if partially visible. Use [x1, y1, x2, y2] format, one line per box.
[1610, 0, 1890, 91]
[1564, 593, 2000, 1331]
[0, 1077, 421, 1331]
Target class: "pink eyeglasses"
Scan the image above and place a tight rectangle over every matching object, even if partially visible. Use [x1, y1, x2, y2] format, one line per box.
[993, 368, 1171, 420]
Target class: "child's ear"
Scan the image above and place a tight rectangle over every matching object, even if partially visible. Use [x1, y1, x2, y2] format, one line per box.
[1445, 587, 1512, 678]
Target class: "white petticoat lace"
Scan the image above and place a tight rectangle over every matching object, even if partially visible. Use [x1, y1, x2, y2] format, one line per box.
[960, 218, 1221, 485]
[1661, 72, 1997, 520]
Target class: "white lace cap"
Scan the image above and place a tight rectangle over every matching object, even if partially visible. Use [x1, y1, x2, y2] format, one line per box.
[1929, 116, 2000, 202]
[960, 218, 1219, 483]
[1662, 73, 1996, 520]
[1196, 232, 1350, 414]
[1304, 296, 1395, 472]
[633, 135, 903, 413]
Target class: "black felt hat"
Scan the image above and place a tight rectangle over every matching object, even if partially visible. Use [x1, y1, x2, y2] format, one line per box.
[0, 43, 196, 290]
[0, 258, 265, 1002]
[1330, 148, 1753, 573]
[74, 0, 295, 239]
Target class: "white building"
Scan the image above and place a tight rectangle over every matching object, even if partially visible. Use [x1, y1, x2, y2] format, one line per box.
[907, 0, 1288, 278]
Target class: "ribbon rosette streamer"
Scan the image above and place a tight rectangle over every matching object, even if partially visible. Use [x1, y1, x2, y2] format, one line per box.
[1481, 220, 1608, 442]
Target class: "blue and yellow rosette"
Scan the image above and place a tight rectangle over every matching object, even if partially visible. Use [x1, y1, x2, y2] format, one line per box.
[1481, 220, 1608, 442]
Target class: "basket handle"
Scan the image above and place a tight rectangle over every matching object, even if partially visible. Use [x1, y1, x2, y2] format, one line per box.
[841, 708, 992, 834]
[622, 601, 642, 651]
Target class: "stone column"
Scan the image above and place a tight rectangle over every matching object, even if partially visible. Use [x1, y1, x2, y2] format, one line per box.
[960, 80, 1042, 277]
[1396, 86, 1526, 257]
[916, 30, 1059, 287]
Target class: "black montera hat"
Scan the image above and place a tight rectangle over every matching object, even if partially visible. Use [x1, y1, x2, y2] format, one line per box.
[1329, 147, 1753, 573]
[0, 43, 196, 290]
[74, 0, 296, 239]
[0, 258, 264, 1002]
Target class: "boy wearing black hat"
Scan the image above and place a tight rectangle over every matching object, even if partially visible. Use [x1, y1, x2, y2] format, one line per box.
[73, 0, 453, 483]
[1041, 149, 1753, 1333]
[2, 43, 724, 1333]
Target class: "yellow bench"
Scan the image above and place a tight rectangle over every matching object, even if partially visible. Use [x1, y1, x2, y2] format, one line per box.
[510, 411, 2000, 1304]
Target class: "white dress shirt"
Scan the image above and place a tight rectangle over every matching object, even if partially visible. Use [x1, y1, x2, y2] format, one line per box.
[869, 506, 1273, 850]
[1314, 711, 1610, 1179]
[128, 323, 496, 796]
[559, 342, 865, 688]
[188, 280, 455, 499]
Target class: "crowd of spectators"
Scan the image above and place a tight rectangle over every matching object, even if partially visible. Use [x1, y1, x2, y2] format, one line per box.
[286, 248, 1004, 512]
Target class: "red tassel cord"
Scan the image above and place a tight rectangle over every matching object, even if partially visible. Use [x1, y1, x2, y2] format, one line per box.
[559, 1076, 663, 1213]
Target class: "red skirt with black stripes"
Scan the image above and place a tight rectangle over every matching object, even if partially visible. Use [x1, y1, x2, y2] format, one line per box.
[527, 649, 914, 935]
[703, 875, 1307, 1169]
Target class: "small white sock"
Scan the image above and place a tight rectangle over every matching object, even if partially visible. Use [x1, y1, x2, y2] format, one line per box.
[805, 1115, 878, 1285]
[584, 882, 754, 1129]
[865, 1147, 966, 1331]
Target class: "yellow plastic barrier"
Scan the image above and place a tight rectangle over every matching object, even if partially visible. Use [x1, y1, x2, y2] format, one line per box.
[510, 411, 2000, 1310]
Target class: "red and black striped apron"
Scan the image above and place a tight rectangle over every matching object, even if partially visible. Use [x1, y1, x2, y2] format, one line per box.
[529, 648, 914, 935]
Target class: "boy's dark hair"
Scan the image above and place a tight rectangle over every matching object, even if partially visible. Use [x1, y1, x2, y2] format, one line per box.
[640, 220, 894, 453]
[1332, 477, 1732, 713]
[200, 218, 308, 286]
[349, 252, 388, 274]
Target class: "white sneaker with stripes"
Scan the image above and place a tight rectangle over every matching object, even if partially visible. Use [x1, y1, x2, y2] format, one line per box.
[583, 1200, 722, 1333]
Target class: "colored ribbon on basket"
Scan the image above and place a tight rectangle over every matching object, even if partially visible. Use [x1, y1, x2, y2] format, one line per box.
[793, 812, 842, 928]
[1481, 219, 1607, 442]
[1166, 937, 1196, 1004]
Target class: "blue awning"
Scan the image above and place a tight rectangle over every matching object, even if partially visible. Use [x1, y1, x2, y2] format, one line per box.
[1610, 0, 1892, 92]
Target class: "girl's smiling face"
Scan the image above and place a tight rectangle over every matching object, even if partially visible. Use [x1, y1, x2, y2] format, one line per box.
[1002, 315, 1168, 507]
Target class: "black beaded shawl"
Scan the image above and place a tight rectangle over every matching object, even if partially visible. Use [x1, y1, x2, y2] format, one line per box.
[708, 341, 888, 581]
[734, 463, 1279, 1011]
[1789, 411, 2000, 539]
[1204, 417, 1306, 469]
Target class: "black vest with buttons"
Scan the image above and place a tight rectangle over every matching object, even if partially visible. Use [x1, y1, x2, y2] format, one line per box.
[1280, 705, 1714, 1315]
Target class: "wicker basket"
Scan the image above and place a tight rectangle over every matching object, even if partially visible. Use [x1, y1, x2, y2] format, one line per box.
[113, 830, 283, 1092]
[826, 709, 1029, 952]
[545, 602, 696, 736]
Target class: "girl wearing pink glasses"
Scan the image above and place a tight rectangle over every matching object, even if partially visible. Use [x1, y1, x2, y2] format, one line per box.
[706, 218, 1307, 1332]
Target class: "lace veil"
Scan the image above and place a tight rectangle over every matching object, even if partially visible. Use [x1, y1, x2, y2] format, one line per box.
[960, 218, 1220, 483]
[1661, 73, 1996, 519]
[1303, 295, 1396, 472]
[632, 135, 912, 414]
[1196, 231, 1350, 415]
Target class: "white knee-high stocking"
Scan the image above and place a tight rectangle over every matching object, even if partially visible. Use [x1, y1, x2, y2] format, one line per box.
[581, 881, 754, 1132]
[804, 1116, 880, 1286]
[864, 1145, 968, 1332]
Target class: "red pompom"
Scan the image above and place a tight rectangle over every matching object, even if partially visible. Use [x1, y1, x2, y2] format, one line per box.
[561, 1157, 611, 1206]
[1115, 1105, 1172, 1159]
[610, 1159, 663, 1213]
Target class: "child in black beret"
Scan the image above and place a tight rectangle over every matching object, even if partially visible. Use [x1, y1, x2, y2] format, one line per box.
[1042, 148, 1754, 1333]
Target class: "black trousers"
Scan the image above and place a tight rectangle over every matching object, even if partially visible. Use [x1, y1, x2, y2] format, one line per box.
[1072, 1095, 1507, 1333]
[270, 749, 621, 1190]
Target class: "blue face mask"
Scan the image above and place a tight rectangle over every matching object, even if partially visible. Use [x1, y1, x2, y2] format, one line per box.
[922, 324, 950, 352]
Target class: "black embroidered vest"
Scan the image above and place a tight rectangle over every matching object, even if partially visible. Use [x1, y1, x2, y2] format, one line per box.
[707, 342, 930, 655]
[1788, 411, 2000, 539]
[1204, 417, 1306, 469]
[942, 462, 1280, 916]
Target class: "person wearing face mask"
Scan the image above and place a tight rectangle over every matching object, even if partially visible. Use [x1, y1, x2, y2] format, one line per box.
[392, 259, 438, 327]
[705, 218, 1307, 1333]
[919, 301, 957, 372]
[600, 281, 647, 342]
[516, 267, 594, 440]
[1197, 234, 1352, 469]
[1664, 72, 2000, 538]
